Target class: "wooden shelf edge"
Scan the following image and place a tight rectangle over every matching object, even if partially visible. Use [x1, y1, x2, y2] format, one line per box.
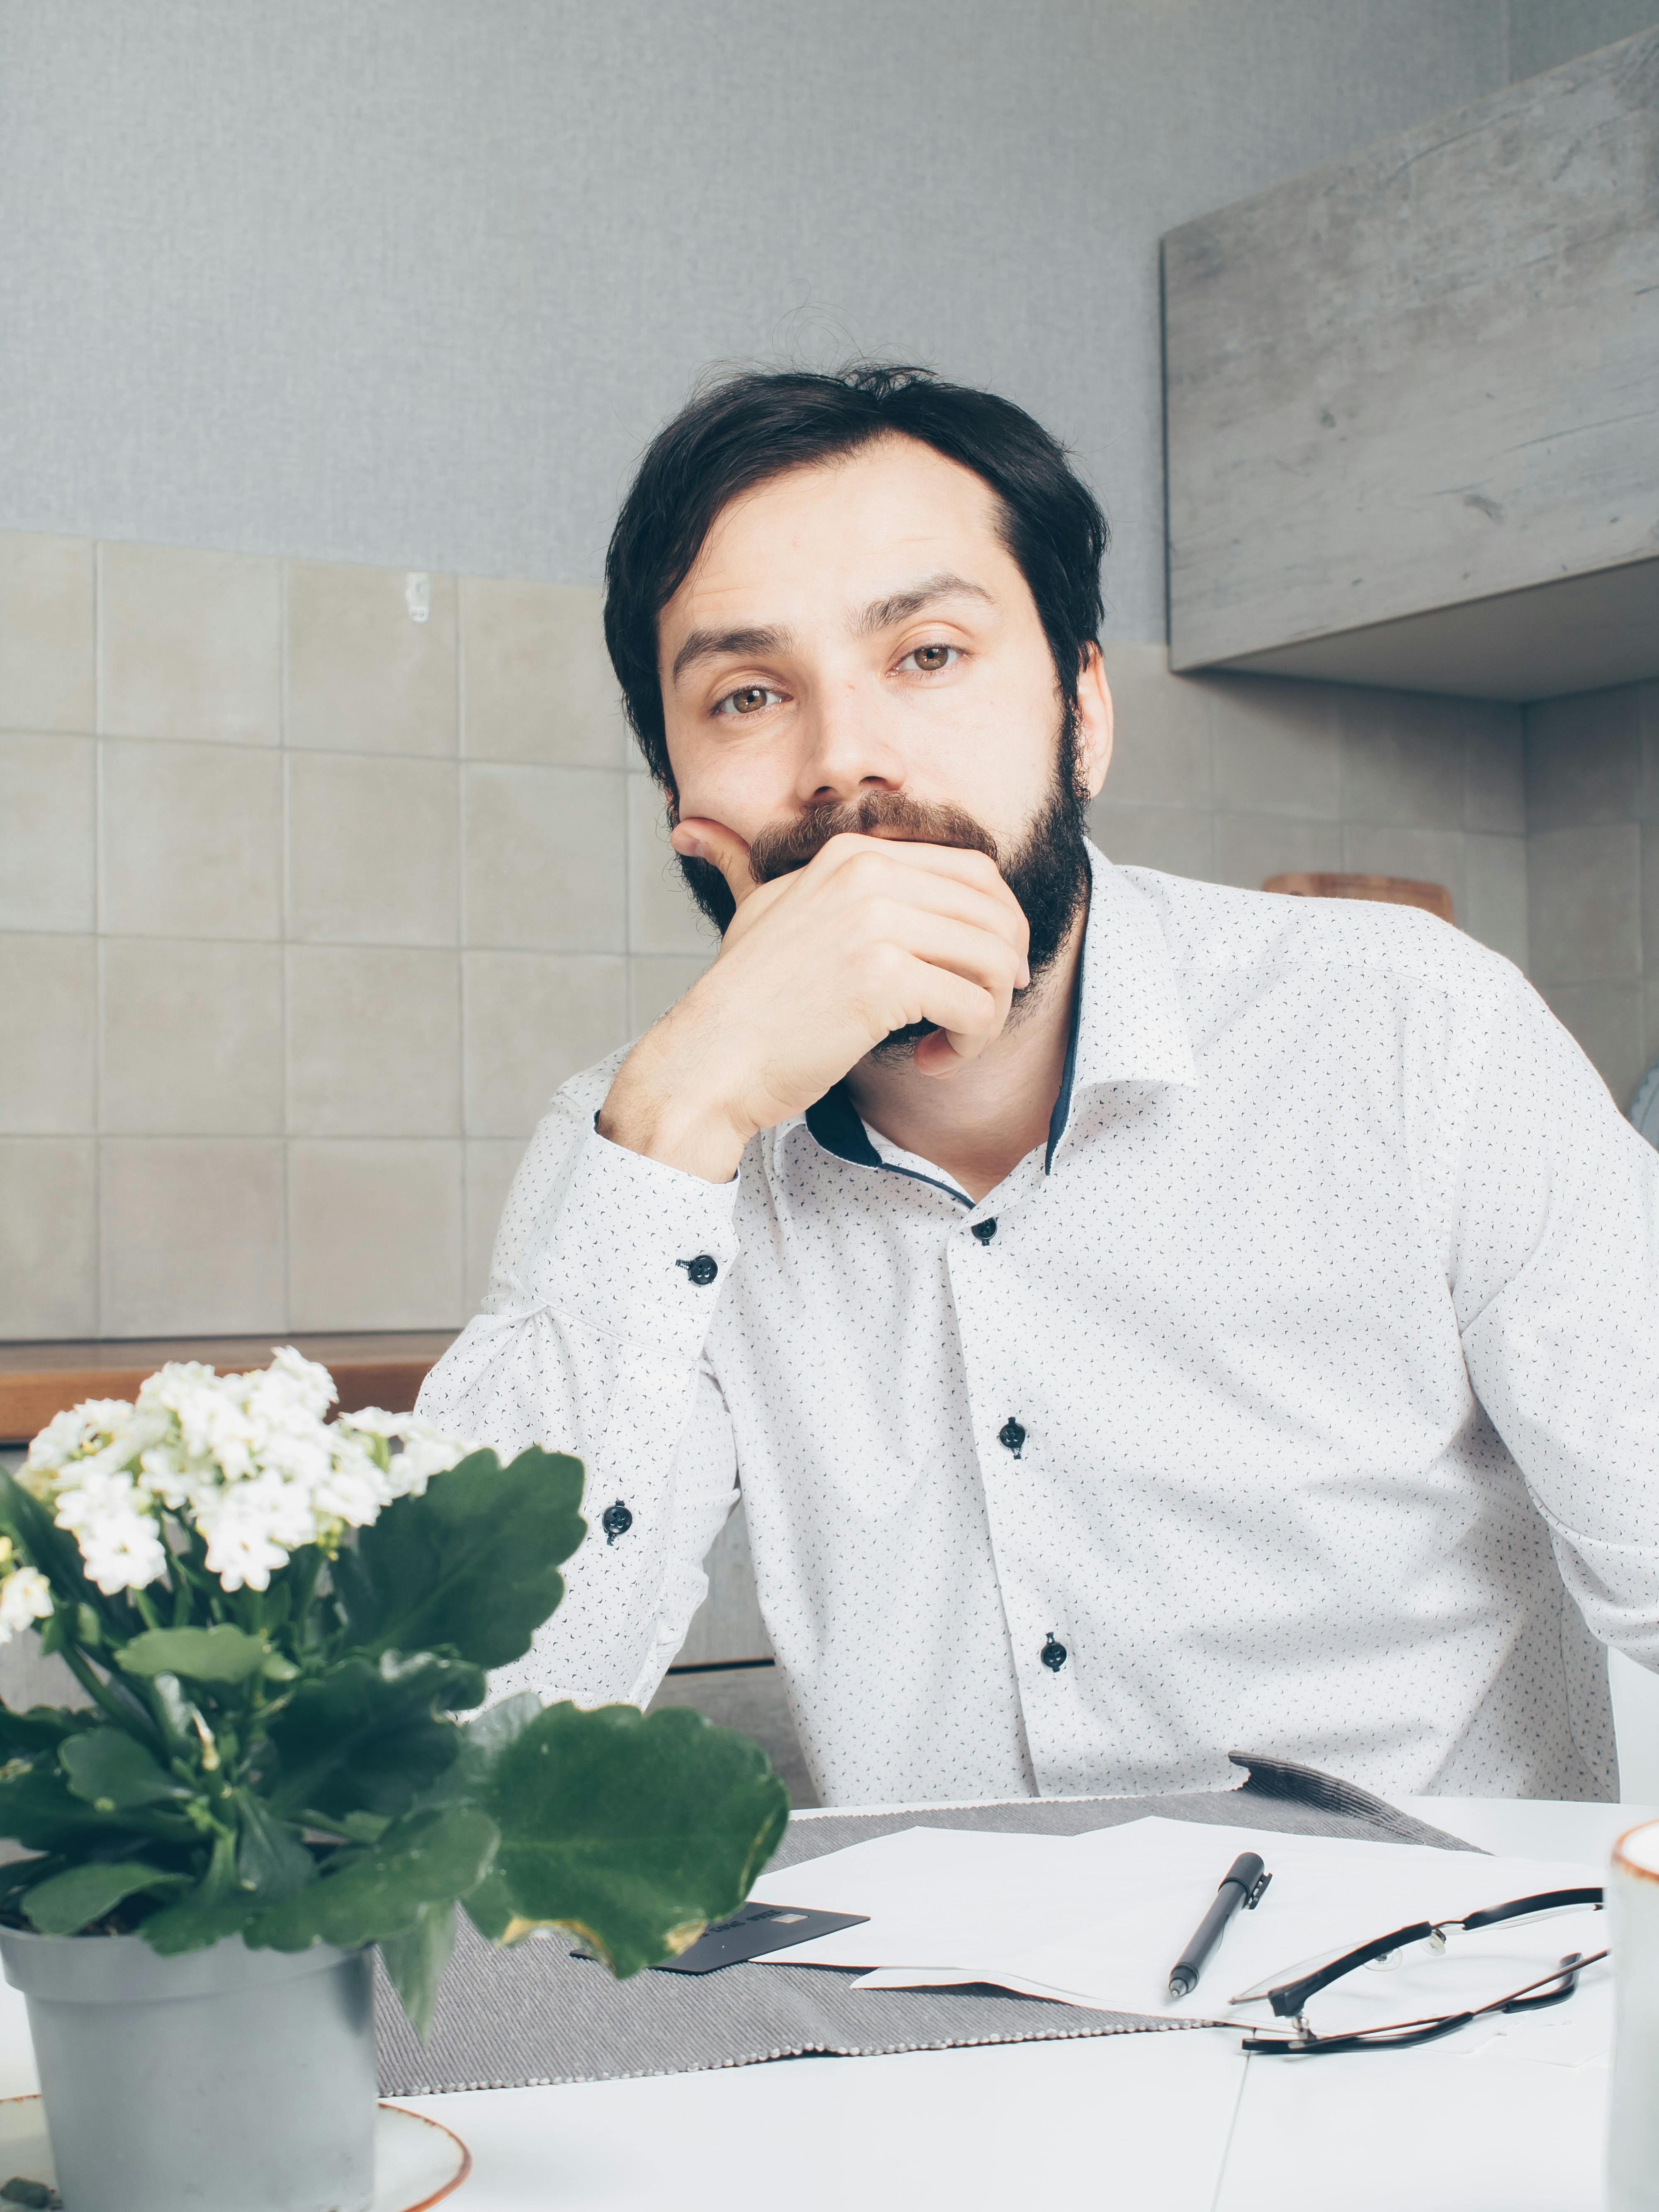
[1, 1352, 449, 1446]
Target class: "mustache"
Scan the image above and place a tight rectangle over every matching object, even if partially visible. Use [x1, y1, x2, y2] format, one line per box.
[748, 792, 1000, 884]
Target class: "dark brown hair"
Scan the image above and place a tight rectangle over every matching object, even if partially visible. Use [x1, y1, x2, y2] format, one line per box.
[602, 362, 1109, 790]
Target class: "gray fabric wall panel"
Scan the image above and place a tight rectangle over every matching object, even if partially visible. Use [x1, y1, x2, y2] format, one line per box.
[0, 0, 1508, 644]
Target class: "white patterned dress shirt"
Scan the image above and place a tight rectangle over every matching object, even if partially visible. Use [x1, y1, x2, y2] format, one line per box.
[420, 845, 1659, 1805]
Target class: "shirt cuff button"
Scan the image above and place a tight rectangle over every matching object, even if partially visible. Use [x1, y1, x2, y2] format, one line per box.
[678, 1254, 719, 1286]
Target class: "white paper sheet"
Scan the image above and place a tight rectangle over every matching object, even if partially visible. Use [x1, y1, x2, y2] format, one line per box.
[754, 1818, 1605, 2027]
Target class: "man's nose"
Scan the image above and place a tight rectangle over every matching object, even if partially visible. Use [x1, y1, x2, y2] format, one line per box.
[793, 681, 905, 806]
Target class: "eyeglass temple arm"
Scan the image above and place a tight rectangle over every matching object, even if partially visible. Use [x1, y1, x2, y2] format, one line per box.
[1244, 2009, 1480, 2055]
[1248, 1948, 1606, 2054]
[1262, 1889, 1604, 2018]
[1462, 1886, 1603, 1933]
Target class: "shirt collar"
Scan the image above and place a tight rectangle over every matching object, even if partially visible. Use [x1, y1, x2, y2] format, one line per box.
[1060, 840, 1197, 1084]
[803, 1084, 976, 1205]
[802, 839, 1195, 1182]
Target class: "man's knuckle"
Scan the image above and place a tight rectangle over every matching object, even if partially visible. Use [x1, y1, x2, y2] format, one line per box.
[844, 846, 891, 887]
[861, 940, 907, 984]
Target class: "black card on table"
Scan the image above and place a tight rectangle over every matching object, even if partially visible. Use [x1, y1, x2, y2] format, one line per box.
[650, 1901, 870, 1974]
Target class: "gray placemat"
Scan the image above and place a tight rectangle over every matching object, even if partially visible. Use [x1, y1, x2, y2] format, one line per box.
[375, 1753, 1484, 2094]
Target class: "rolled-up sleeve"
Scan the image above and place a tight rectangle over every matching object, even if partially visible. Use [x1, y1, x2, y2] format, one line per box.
[418, 1059, 743, 1709]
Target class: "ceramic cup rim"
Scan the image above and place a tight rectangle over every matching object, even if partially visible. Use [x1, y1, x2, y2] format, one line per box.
[1612, 1816, 1659, 1887]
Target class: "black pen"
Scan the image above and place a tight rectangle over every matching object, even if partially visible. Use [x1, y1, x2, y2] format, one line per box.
[1168, 1852, 1272, 1998]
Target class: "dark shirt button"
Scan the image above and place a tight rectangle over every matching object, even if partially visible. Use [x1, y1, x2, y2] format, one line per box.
[997, 1418, 1026, 1458]
[601, 1500, 633, 1545]
[1041, 1634, 1068, 1672]
[678, 1254, 719, 1286]
[971, 1219, 998, 1244]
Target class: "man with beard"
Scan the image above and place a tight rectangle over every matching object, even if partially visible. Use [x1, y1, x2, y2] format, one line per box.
[422, 365, 1659, 1808]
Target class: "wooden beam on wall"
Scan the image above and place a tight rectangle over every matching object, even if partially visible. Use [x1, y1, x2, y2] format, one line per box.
[0, 1332, 457, 1443]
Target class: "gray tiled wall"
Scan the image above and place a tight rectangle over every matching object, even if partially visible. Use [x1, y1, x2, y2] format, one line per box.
[1089, 645, 1528, 974]
[1523, 680, 1659, 1112]
[0, 530, 715, 1342]
[13, 529, 1626, 1349]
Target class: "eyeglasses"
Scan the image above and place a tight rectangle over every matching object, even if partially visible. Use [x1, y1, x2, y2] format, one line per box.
[1228, 1886, 1606, 2055]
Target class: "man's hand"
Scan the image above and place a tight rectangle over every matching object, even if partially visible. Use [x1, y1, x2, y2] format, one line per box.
[597, 821, 1030, 1183]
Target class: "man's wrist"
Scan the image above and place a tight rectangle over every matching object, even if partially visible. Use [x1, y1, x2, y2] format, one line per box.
[598, 1042, 754, 1184]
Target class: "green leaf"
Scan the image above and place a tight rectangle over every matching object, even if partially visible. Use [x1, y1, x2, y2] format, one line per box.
[338, 1447, 586, 1669]
[412, 1691, 541, 1810]
[0, 1705, 97, 1755]
[234, 1791, 316, 1906]
[377, 1899, 457, 2043]
[59, 1728, 188, 1811]
[119, 1625, 268, 1684]
[263, 1653, 481, 1823]
[475, 1702, 789, 1978]
[334, 1810, 390, 1844]
[22, 1858, 179, 1936]
[0, 1760, 189, 1852]
[140, 1820, 267, 1954]
[0, 1854, 61, 1917]
[142, 1896, 260, 1956]
[246, 1806, 498, 1954]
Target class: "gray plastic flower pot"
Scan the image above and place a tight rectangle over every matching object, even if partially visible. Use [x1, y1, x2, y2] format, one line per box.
[0, 1925, 377, 2212]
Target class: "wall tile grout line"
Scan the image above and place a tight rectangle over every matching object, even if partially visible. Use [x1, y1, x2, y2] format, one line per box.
[0, 722, 647, 775]
[71, 932, 634, 956]
[279, 557, 293, 1334]
[91, 541, 105, 1337]
[456, 578, 470, 1310]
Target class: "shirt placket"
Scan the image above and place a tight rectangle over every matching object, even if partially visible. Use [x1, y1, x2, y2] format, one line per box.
[946, 1156, 1080, 1794]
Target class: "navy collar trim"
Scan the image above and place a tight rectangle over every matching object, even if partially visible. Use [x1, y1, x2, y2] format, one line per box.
[803, 1084, 974, 1208]
[803, 1082, 883, 1169]
[803, 930, 1087, 1199]
[1042, 929, 1085, 1174]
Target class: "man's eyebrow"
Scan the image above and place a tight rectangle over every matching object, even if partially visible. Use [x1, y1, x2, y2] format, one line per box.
[667, 574, 991, 683]
[856, 573, 995, 635]
[671, 625, 793, 684]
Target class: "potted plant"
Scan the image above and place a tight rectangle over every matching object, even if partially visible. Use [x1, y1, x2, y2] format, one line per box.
[0, 1348, 788, 2212]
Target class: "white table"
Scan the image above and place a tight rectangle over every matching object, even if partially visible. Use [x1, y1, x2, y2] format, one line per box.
[0, 1797, 1648, 2212]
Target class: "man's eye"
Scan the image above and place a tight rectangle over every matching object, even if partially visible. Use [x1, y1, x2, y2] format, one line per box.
[714, 685, 783, 717]
[900, 644, 961, 674]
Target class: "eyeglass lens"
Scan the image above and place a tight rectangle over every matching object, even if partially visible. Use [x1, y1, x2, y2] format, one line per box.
[1241, 1947, 1606, 2056]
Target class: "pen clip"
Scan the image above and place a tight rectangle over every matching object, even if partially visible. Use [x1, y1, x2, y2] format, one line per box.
[1243, 1870, 1272, 1910]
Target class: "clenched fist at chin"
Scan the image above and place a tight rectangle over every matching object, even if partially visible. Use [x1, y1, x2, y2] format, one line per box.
[597, 822, 1030, 1184]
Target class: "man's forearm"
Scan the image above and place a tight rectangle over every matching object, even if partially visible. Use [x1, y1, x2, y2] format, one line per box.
[597, 1027, 754, 1185]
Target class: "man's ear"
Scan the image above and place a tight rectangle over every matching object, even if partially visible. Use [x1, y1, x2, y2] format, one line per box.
[1075, 643, 1114, 801]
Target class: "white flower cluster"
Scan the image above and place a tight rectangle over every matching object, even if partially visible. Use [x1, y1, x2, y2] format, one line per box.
[0, 1536, 53, 1649]
[21, 1348, 477, 1599]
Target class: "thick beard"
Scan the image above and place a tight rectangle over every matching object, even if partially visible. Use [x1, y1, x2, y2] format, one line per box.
[671, 705, 1092, 1060]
